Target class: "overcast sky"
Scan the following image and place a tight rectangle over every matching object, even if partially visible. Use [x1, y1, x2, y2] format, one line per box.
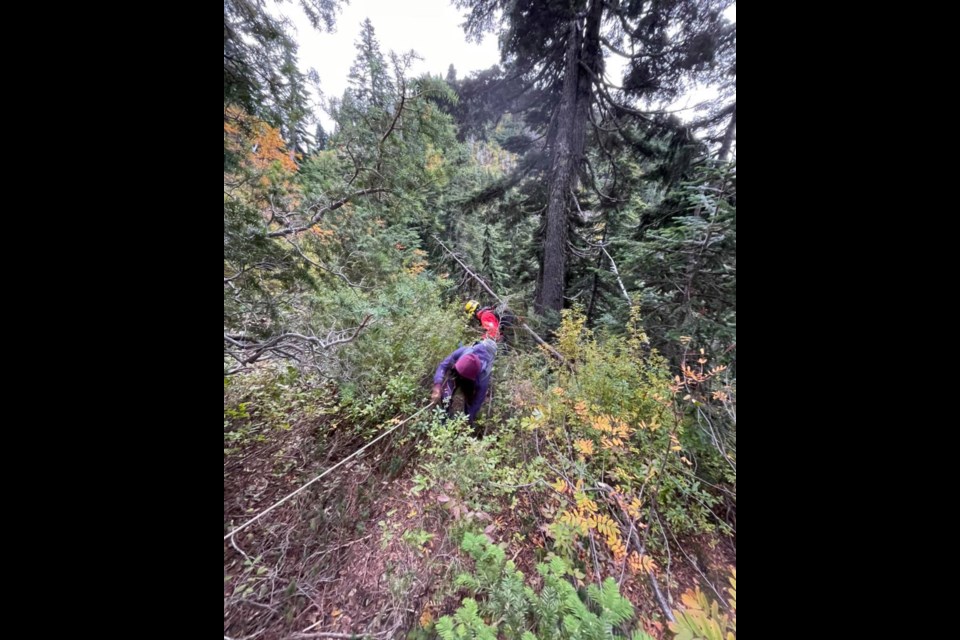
[288, 0, 735, 130]
[290, 0, 500, 128]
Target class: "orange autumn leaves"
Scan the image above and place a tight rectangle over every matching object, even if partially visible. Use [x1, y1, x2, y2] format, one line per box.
[224, 107, 298, 179]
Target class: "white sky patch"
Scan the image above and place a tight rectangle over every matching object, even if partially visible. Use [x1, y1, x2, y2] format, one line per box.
[290, 0, 501, 129]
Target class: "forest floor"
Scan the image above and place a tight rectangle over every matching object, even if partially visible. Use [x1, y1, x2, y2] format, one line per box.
[224, 403, 734, 640]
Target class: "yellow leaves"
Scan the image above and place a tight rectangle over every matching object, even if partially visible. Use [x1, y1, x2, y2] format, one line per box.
[601, 436, 624, 449]
[593, 514, 617, 538]
[669, 586, 733, 640]
[552, 386, 566, 396]
[598, 512, 626, 558]
[574, 492, 598, 514]
[331, 608, 342, 618]
[574, 400, 589, 419]
[590, 414, 631, 443]
[680, 588, 715, 616]
[670, 434, 683, 452]
[591, 414, 613, 433]
[607, 536, 627, 560]
[628, 552, 658, 575]
[611, 467, 635, 483]
[419, 607, 434, 628]
[425, 152, 443, 173]
[727, 567, 736, 611]
[558, 507, 626, 558]
[626, 496, 643, 521]
[574, 439, 595, 457]
[555, 307, 590, 360]
[557, 509, 589, 536]
[712, 390, 729, 402]
[550, 477, 568, 493]
[406, 260, 427, 276]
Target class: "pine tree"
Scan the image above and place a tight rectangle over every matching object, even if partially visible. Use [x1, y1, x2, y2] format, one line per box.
[453, 0, 736, 314]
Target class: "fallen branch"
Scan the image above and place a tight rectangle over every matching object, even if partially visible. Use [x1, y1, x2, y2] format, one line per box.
[432, 235, 566, 363]
[596, 483, 676, 623]
[224, 316, 374, 374]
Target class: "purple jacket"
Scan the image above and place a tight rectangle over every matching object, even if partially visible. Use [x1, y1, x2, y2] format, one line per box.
[433, 339, 497, 421]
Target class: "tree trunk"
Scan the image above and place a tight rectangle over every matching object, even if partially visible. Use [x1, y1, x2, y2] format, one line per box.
[718, 103, 736, 162]
[534, 0, 604, 314]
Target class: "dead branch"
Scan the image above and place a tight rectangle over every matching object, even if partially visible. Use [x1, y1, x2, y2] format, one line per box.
[268, 190, 388, 238]
[224, 315, 374, 374]
[432, 235, 566, 363]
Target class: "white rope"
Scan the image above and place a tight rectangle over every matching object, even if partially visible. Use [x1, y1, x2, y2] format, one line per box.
[224, 402, 435, 541]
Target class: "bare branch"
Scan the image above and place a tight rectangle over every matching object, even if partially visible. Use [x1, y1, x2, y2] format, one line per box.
[432, 235, 566, 363]
[583, 64, 653, 122]
[379, 87, 406, 146]
[601, 246, 632, 305]
[267, 190, 388, 238]
[596, 483, 676, 623]
[223, 316, 374, 374]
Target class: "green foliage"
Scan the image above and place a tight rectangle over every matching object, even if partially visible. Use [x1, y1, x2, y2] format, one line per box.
[223, 367, 330, 448]
[510, 307, 732, 561]
[435, 532, 638, 640]
[436, 598, 497, 640]
[224, 0, 340, 158]
[403, 528, 436, 551]
[629, 164, 737, 367]
[333, 278, 465, 425]
[415, 410, 543, 517]
[225, 3, 735, 639]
